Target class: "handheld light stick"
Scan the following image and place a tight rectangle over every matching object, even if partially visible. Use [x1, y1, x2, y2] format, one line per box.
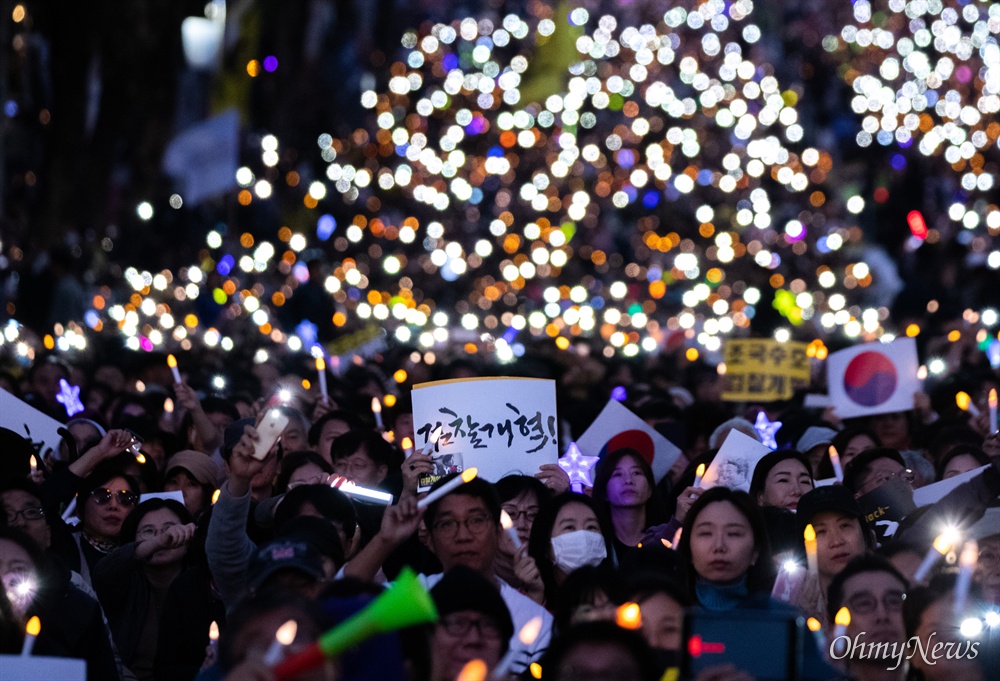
[490, 617, 543, 679]
[828, 446, 843, 482]
[209, 621, 219, 659]
[954, 540, 978, 615]
[315, 357, 328, 402]
[417, 469, 479, 510]
[29, 455, 37, 474]
[804, 524, 819, 576]
[21, 616, 40, 656]
[500, 510, 522, 549]
[832, 607, 851, 657]
[401, 436, 414, 459]
[990, 389, 998, 434]
[263, 620, 297, 666]
[689, 463, 706, 499]
[420, 426, 443, 455]
[956, 392, 980, 417]
[914, 532, 957, 583]
[372, 397, 384, 430]
[167, 354, 182, 384]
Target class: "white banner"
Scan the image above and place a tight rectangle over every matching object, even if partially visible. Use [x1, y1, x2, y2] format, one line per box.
[827, 338, 920, 419]
[0, 388, 65, 459]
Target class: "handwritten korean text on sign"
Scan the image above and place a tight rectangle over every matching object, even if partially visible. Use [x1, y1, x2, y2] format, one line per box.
[722, 339, 810, 402]
[411, 377, 558, 482]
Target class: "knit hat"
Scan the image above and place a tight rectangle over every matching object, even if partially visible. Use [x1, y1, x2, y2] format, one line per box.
[431, 566, 514, 643]
[164, 450, 220, 488]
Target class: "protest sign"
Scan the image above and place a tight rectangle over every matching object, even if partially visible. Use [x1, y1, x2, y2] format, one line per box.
[577, 399, 682, 484]
[855, 476, 917, 542]
[162, 108, 239, 205]
[0, 388, 65, 459]
[722, 339, 810, 402]
[913, 465, 991, 507]
[827, 338, 920, 419]
[700, 429, 772, 493]
[411, 377, 558, 483]
[1, 656, 86, 681]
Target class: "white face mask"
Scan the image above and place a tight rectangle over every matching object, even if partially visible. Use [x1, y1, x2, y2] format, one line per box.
[551, 530, 608, 573]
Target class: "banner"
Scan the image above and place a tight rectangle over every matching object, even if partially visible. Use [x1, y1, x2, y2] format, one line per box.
[913, 465, 991, 507]
[411, 378, 558, 482]
[1, 656, 86, 681]
[722, 339, 810, 402]
[827, 338, 920, 419]
[0, 388, 65, 459]
[855, 476, 917, 543]
[701, 429, 772, 493]
[576, 399, 682, 484]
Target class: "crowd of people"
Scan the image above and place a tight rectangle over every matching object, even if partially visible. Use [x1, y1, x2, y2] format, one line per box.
[0, 338, 998, 681]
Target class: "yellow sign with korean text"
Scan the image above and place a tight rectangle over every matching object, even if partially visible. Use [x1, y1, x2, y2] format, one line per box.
[722, 339, 810, 402]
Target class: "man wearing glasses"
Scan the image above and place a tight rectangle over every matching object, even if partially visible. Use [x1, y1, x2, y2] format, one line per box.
[827, 554, 909, 681]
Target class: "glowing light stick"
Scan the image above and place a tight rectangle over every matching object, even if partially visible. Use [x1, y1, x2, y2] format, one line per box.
[832, 607, 851, 656]
[418, 468, 479, 510]
[21, 616, 40, 656]
[990, 389, 998, 434]
[167, 354, 182, 384]
[804, 524, 818, 576]
[401, 436, 414, 459]
[420, 426, 442, 455]
[315, 357, 328, 402]
[263, 620, 297, 665]
[500, 510, 522, 549]
[693, 463, 706, 488]
[491, 616, 543, 679]
[372, 397, 383, 429]
[956, 392, 980, 417]
[806, 617, 824, 653]
[828, 446, 843, 482]
[954, 540, 978, 615]
[329, 476, 394, 505]
[914, 532, 956, 583]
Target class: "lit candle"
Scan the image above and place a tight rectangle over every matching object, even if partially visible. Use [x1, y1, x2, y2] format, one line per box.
[828, 446, 843, 482]
[372, 397, 384, 430]
[615, 602, 642, 630]
[500, 510, 522, 549]
[264, 620, 297, 666]
[914, 532, 957, 583]
[956, 391, 980, 417]
[417, 468, 479, 509]
[315, 357, 328, 402]
[421, 426, 443, 455]
[383, 430, 395, 444]
[693, 463, 706, 488]
[212, 489, 221, 505]
[832, 607, 851, 657]
[458, 659, 488, 681]
[401, 436, 414, 459]
[804, 524, 818, 576]
[209, 620, 219, 659]
[954, 540, 978, 615]
[990, 389, 998, 434]
[491, 616, 542, 679]
[21, 615, 40, 656]
[29, 455, 37, 474]
[806, 617, 825, 654]
[167, 354, 182, 384]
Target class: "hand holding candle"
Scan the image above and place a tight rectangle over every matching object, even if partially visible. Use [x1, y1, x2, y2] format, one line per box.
[491, 617, 543, 679]
[956, 391, 980, 417]
[804, 524, 818, 576]
[29, 455, 37, 474]
[401, 436, 414, 459]
[990, 388, 998, 434]
[167, 354, 182, 384]
[21, 616, 40, 656]
[421, 426, 442, 455]
[689, 463, 706, 499]
[417, 468, 478, 509]
[500, 510, 522, 549]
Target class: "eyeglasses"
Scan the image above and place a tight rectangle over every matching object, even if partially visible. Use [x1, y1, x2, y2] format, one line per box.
[855, 468, 915, 496]
[501, 507, 539, 523]
[5, 507, 44, 523]
[136, 522, 179, 541]
[845, 591, 905, 615]
[439, 614, 503, 640]
[432, 514, 494, 537]
[89, 488, 138, 507]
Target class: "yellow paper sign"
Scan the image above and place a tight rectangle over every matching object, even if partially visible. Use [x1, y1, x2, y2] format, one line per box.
[722, 339, 810, 402]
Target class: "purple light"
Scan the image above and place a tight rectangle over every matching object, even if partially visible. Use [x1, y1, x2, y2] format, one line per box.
[140, 337, 154, 352]
[611, 386, 627, 402]
[263, 56, 278, 72]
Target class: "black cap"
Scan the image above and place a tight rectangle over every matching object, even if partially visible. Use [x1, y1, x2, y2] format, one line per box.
[796, 484, 865, 529]
[247, 539, 325, 591]
[431, 566, 514, 643]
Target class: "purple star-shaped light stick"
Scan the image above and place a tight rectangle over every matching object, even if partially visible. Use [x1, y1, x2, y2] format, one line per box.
[754, 411, 782, 451]
[558, 442, 600, 493]
[56, 379, 85, 417]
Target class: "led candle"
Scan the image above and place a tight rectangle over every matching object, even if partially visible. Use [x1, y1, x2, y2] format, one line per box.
[954, 540, 978, 615]
[264, 620, 297, 666]
[990, 389, 998, 434]
[29, 455, 37, 474]
[209, 621, 220, 659]
[491, 617, 542, 679]
[21, 616, 40, 656]
[212, 489, 221, 505]
[421, 426, 442, 455]
[615, 603, 641, 630]
[693, 463, 706, 488]
[167, 354, 182, 384]
[828, 446, 843, 482]
[458, 660, 487, 681]
[914, 532, 956, 583]
[832, 607, 851, 657]
[315, 357, 328, 402]
[500, 510, 522, 549]
[956, 392, 980, 417]
[372, 397, 383, 429]
[418, 468, 479, 509]
[804, 524, 819, 576]
[806, 617, 825, 654]
[401, 436, 414, 459]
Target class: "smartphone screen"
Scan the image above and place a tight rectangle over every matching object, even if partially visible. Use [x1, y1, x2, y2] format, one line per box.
[683, 610, 801, 681]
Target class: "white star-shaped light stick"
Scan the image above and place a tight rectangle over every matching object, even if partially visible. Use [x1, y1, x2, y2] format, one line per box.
[558, 442, 600, 493]
[56, 379, 85, 417]
[754, 411, 781, 451]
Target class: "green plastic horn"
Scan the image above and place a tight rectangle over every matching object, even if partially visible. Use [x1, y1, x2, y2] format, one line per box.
[273, 567, 438, 679]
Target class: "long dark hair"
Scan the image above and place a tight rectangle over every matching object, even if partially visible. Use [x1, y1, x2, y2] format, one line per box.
[592, 448, 668, 528]
[527, 492, 615, 605]
[677, 487, 774, 598]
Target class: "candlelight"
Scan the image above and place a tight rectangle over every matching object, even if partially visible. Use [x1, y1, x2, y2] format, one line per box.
[835, 607, 851, 627]
[212, 489, 221, 504]
[315, 357, 325, 372]
[29, 455, 37, 472]
[209, 621, 219, 641]
[461, 468, 478, 483]
[276, 620, 297, 646]
[518, 616, 544, 645]
[371, 397, 381, 414]
[25, 616, 40, 636]
[457, 659, 487, 681]
[167, 354, 178, 368]
[807, 617, 821, 633]
[616, 602, 642, 630]
[500, 510, 514, 530]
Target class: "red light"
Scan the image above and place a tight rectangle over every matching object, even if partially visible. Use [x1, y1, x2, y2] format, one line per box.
[704, 642, 726, 654]
[688, 635, 703, 658]
[687, 636, 726, 657]
[907, 210, 928, 240]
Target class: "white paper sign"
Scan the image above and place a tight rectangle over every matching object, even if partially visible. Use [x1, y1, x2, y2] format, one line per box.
[827, 338, 920, 419]
[1, 656, 86, 681]
[0, 388, 65, 458]
[139, 491, 186, 506]
[913, 465, 991, 507]
[576, 399, 682, 483]
[411, 378, 558, 482]
[162, 109, 239, 205]
[701, 429, 773, 493]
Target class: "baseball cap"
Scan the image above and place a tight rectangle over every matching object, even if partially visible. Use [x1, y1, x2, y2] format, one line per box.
[796, 485, 866, 530]
[165, 450, 219, 488]
[247, 539, 325, 592]
[796, 426, 838, 453]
